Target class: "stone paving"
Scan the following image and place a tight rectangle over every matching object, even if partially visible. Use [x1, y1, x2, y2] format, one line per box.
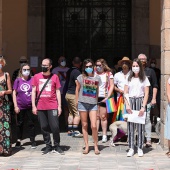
[0, 131, 170, 170]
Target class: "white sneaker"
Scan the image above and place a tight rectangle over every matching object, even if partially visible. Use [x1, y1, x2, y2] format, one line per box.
[102, 135, 107, 143]
[138, 148, 143, 157]
[127, 148, 134, 157]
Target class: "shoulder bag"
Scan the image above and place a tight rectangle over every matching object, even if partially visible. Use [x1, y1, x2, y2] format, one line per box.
[35, 73, 53, 106]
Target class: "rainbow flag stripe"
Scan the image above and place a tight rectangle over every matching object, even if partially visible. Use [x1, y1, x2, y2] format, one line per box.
[112, 95, 124, 122]
[106, 97, 117, 113]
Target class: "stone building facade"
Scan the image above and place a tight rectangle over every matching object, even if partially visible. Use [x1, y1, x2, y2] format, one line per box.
[0, 0, 168, 147]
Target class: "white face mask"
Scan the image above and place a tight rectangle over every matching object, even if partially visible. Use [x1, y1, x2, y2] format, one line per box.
[96, 66, 103, 72]
[132, 67, 140, 74]
[60, 61, 66, 67]
[151, 63, 156, 68]
[22, 70, 30, 76]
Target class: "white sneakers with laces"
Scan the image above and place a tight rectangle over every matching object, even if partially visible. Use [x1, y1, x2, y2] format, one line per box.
[138, 148, 143, 157]
[127, 148, 144, 157]
[127, 148, 134, 157]
[102, 135, 107, 143]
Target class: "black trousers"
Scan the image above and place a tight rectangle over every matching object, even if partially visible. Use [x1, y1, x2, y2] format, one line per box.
[16, 109, 36, 142]
[37, 110, 60, 148]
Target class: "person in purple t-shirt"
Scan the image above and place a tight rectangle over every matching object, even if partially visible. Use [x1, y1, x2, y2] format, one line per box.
[13, 63, 36, 149]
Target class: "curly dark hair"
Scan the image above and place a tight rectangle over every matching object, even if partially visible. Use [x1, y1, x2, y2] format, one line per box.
[128, 58, 146, 82]
[82, 58, 94, 77]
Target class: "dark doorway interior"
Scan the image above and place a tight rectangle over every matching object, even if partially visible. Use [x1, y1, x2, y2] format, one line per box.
[46, 0, 131, 68]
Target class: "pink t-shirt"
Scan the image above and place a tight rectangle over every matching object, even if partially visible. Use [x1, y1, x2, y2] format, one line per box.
[32, 72, 61, 110]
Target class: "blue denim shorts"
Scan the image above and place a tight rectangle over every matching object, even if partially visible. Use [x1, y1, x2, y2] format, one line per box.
[78, 102, 98, 111]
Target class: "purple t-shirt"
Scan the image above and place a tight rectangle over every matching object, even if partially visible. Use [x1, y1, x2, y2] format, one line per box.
[13, 77, 32, 110]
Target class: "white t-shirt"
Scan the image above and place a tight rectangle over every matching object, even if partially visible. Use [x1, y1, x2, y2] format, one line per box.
[95, 72, 113, 97]
[125, 77, 150, 97]
[114, 71, 130, 97]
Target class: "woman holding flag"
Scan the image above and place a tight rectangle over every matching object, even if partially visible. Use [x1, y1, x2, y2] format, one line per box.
[124, 58, 150, 157]
[95, 59, 114, 143]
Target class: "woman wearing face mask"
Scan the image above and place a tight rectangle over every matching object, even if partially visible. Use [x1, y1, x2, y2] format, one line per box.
[0, 57, 12, 156]
[95, 59, 114, 143]
[124, 58, 150, 157]
[76, 59, 101, 154]
[13, 64, 37, 149]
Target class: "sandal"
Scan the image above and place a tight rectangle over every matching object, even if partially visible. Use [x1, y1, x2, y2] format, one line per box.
[165, 151, 170, 158]
[94, 150, 100, 155]
[83, 148, 89, 154]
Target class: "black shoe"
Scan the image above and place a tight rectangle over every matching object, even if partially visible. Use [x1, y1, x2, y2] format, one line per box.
[15, 141, 21, 148]
[42, 146, 52, 155]
[31, 141, 37, 149]
[53, 146, 65, 155]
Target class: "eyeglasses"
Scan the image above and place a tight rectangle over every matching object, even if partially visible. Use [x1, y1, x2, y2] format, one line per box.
[96, 65, 102, 67]
[41, 65, 49, 67]
[139, 58, 147, 61]
[23, 69, 30, 71]
[85, 65, 93, 68]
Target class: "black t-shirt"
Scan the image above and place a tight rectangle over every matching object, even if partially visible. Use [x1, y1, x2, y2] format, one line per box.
[144, 67, 158, 103]
[65, 67, 81, 94]
[149, 67, 161, 88]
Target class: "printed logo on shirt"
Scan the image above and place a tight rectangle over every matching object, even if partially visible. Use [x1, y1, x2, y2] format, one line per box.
[82, 79, 98, 98]
[20, 83, 31, 96]
[39, 79, 52, 97]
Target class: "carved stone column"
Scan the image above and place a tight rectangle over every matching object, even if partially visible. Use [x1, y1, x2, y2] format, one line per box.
[160, 0, 170, 147]
[0, 0, 2, 54]
[28, 0, 45, 71]
[131, 0, 149, 59]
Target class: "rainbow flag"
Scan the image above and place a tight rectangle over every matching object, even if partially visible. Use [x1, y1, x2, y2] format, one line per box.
[106, 97, 117, 113]
[112, 95, 124, 122]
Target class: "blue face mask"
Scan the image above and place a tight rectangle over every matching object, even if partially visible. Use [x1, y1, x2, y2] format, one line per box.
[85, 67, 93, 74]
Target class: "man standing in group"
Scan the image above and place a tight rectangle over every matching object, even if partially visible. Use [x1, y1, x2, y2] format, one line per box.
[65, 57, 82, 137]
[52, 56, 69, 129]
[32, 58, 64, 154]
[138, 54, 158, 147]
[12, 56, 29, 83]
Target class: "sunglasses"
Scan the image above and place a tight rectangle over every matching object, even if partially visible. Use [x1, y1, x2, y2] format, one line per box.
[96, 64, 102, 67]
[20, 61, 27, 64]
[85, 65, 93, 68]
[41, 65, 49, 67]
[23, 69, 30, 71]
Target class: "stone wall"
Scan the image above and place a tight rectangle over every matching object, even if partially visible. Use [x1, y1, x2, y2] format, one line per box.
[160, 0, 170, 147]
[28, 0, 45, 72]
[0, 0, 2, 54]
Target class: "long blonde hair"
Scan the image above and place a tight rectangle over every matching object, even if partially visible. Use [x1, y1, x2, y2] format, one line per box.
[95, 58, 111, 72]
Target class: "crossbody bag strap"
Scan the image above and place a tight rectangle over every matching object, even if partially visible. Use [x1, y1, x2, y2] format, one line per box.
[5, 72, 7, 90]
[35, 73, 53, 106]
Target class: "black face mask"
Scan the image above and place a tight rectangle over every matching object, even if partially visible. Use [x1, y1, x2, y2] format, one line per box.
[42, 67, 49, 72]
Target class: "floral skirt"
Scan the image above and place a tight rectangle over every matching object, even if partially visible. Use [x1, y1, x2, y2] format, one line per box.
[0, 97, 12, 156]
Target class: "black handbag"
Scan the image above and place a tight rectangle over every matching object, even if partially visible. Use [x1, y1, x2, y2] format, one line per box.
[35, 73, 53, 106]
